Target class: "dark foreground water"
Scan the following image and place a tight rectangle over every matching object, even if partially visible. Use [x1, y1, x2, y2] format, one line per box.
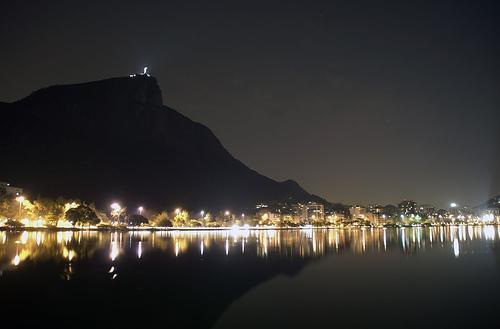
[1, 227, 499, 329]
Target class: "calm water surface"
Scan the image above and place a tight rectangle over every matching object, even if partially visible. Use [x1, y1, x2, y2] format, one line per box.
[1, 227, 499, 328]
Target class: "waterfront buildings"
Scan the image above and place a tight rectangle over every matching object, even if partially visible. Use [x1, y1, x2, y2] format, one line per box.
[292, 202, 325, 224]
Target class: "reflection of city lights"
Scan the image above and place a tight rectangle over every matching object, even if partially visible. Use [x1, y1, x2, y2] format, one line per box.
[20, 231, 28, 244]
[1, 227, 498, 270]
[453, 238, 460, 258]
[12, 254, 20, 266]
[137, 241, 142, 259]
[110, 242, 119, 261]
[483, 226, 495, 240]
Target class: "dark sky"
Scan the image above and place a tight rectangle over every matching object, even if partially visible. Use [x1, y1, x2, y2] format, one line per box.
[1, 0, 499, 208]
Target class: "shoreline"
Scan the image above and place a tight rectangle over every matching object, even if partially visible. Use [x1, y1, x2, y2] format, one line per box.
[1, 222, 498, 232]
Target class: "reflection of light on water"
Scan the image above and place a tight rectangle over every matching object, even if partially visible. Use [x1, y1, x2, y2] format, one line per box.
[110, 242, 119, 261]
[483, 226, 495, 240]
[175, 241, 180, 257]
[12, 254, 20, 266]
[383, 229, 387, 251]
[3, 227, 499, 270]
[401, 228, 406, 250]
[335, 230, 339, 251]
[361, 230, 365, 252]
[453, 238, 460, 258]
[36, 232, 43, 246]
[63, 248, 75, 261]
[20, 231, 28, 244]
[468, 226, 474, 241]
[303, 227, 313, 240]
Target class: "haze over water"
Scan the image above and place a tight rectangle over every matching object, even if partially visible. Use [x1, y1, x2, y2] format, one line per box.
[1, 227, 499, 328]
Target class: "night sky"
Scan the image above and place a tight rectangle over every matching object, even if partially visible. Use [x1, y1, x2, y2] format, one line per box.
[1, 0, 499, 208]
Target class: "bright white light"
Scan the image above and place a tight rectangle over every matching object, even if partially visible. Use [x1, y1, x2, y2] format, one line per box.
[111, 203, 121, 211]
[16, 196, 25, 203]
[482, 214, 494, 222]
[137, 241, 142, 259]
[450, 202, 457, 208]
[143, 66, 148, 75]
[138, 206, 144, 215]
[110, 242, 119, 261]
[175, 208, 181, 215]
[243, 224, 250, 230]
[12, 254, 20, 266]
[225, 211, 230, 216]
[453, 238, 460, 258]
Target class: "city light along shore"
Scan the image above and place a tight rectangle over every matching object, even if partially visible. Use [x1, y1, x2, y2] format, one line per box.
[1, 181, 499, 231]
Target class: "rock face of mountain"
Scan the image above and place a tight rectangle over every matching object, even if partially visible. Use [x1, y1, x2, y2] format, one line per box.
[0, 75, 325, 210]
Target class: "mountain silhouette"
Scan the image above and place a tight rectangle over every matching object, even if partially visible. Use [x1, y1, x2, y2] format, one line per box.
[0, 75, 326, 210]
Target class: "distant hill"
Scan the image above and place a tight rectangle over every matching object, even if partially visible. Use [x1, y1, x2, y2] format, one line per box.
[0, 75, 327, 211]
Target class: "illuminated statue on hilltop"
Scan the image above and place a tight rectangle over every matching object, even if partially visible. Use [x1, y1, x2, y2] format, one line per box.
[129, 66, 151, 78]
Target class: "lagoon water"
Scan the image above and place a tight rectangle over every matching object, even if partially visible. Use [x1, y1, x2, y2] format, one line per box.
[1, 227, 499, 328]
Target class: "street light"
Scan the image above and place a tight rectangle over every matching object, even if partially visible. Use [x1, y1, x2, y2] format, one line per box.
[200, 210, 205, 220]
[16, 196, 25, 218]
[450, 202, 457, 208]
[111, 203, 122, 224]
[138, 206, 144, 215]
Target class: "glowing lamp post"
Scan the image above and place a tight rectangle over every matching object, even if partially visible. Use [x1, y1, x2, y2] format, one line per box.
[16, 196, 25, 218]
[111, 203, 122, 224]
[138, 206, 144, 216]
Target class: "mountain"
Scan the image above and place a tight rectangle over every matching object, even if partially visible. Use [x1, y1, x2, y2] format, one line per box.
[0, 75, 326, 211]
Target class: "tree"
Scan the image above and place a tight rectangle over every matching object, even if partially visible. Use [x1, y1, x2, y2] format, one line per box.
[151, 211, 172, 227]
[32, 198, 65, 225]
[172, 210, 189, 227]
[65, 204, 100, 226]
[127, 214, 149, 226]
